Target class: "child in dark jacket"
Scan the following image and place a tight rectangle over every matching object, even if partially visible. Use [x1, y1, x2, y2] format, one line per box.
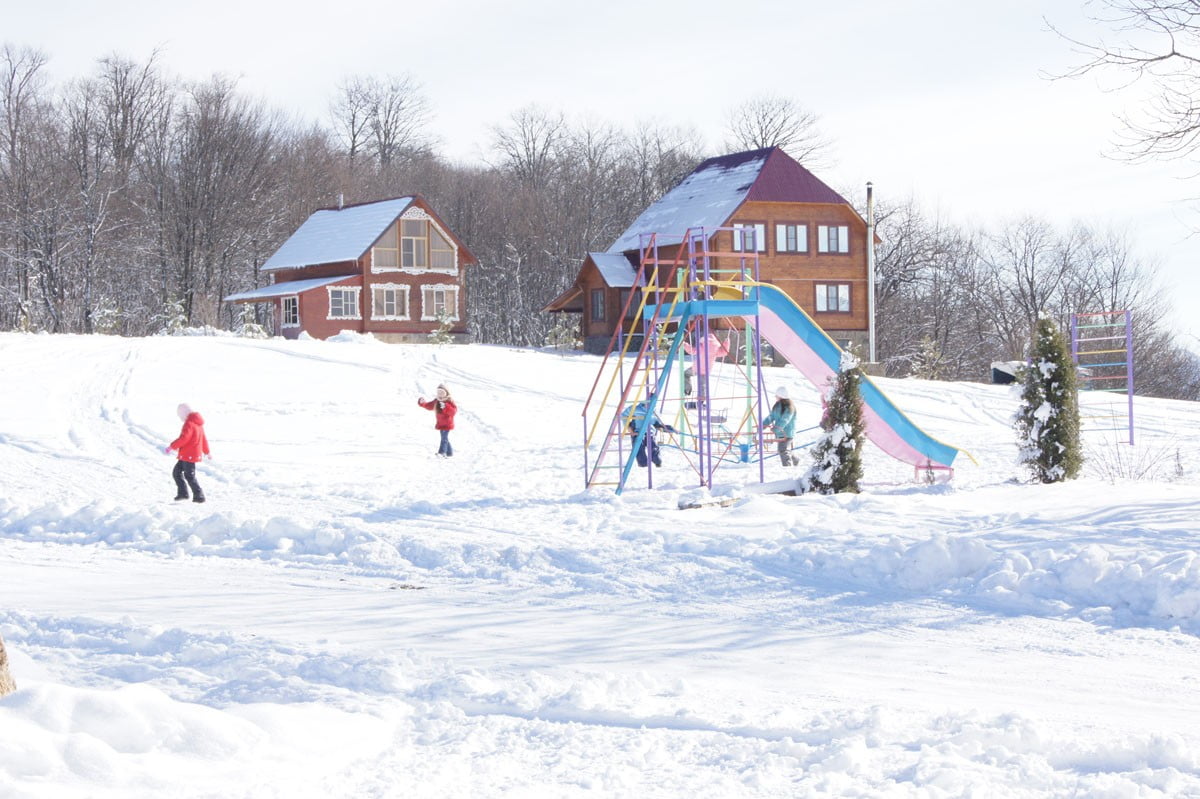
[418, 384, 458, 457]
[165, 403, 210, 502]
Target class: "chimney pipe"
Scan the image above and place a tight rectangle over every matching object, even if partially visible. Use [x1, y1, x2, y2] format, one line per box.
[866, 182, 876, 365]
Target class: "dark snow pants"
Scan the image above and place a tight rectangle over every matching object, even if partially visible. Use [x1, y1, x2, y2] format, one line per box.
[172, 460, 204, 500]
[632, 434, 661, 467]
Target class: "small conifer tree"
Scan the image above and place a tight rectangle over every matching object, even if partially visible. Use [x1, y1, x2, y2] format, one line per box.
[156, 295, 188, 335]
[1014, 314, 1082, 483]
[805, 350, 867, 494]
[428, 310, 456, 345]
[910, 335, 946, 380]
[545, 314, 581, 352]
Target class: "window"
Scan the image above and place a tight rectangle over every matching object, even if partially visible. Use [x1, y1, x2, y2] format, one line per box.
[815, 283, 851, 313]
[430, 226, 455, 269]
[817, 225, 850, 254]
[421, 284, 460, 321]
[375, 216, 458, 273]
[775, 223, 808, 254]
[401, 219, 428, 269]
[732, 223, 766, 253]
[371, 284, 410, 320]
[281, 296, 299, 327]
[327, 286, 361, 319]
[372, 224, 399, 270]
[590, 289, 605, 322]
[619, 288, 640, 318]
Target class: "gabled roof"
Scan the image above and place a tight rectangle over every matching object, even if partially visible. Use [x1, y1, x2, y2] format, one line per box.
[606, 147, 853, 254]
[224, 275, 355, 303]
[262, 197, 415, 271]
[541, 252, 637, 313]
[591, 252, 637, 288]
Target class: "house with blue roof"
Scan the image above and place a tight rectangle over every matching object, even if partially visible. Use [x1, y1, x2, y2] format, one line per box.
[225, 196, 476, 341]
[544, 146, 873, 354]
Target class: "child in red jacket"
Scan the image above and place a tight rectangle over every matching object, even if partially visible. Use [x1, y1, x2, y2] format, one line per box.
[417, 384, 457, 457]
[164, 403, 210, 502]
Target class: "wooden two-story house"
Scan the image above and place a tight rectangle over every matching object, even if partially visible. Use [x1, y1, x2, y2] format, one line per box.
[544, 147, 872, 354]
[225, 196, 476, 341]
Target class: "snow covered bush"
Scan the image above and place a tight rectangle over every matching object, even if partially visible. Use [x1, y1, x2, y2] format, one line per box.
[1014, 315, 1081, 483]
[236, 306, 269, 339]
[804, 350, 866, 494]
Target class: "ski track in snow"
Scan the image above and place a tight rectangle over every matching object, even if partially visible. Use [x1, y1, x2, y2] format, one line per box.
[2, 332, 1200, 797]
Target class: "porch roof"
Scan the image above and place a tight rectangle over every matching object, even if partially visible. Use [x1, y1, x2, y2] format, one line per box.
[224, 275, 355, 303]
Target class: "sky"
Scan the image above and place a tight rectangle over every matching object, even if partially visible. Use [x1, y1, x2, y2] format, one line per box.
[8, 0, 1200, 346]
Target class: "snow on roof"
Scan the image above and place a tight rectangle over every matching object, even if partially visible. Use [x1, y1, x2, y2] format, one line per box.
[262, 197, 414, 271]
[591, 253, 637, 287]
[607, 148, 855, 254]
[607, 149, 771, 253]
[223, 275, 354, 302]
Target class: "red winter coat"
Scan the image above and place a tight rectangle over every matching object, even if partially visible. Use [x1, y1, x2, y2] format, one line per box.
[418, 398, 457, 430]
[169, 412, 210, 462]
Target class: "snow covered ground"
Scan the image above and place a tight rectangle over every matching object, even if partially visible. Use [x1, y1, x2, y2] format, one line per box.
[2, 330, 1199, 798]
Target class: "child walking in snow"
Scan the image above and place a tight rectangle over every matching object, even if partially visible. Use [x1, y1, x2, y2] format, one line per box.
[418, 384, 457, 457]
[764, 387, 797, 466]
[165, 403, 210, 502]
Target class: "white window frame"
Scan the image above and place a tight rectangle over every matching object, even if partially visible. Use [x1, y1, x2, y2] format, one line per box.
[817, 225, 850, 254]
[815, 283, 851, 313]
[370, 283, 411, 321]
[326, 286, 362, 320]
[395, 208, 458, 276]
[732, 223, 767, 253]
[421, 284, 460, 321]
[280, 295, 300, 328]
[401, 218, 428, 270]
[775, 223, 808, 254]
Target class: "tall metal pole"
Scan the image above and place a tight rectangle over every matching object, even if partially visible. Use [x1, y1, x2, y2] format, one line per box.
[866, 182, 877, 365]
[1126, 309, 1135, 446]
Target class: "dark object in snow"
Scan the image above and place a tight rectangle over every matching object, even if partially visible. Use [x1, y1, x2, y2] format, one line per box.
[991, 360, 1024, 384]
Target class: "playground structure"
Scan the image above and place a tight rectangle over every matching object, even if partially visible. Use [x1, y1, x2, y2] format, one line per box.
[1072, 310, 1134, 445]
[580, 227, 966, 494]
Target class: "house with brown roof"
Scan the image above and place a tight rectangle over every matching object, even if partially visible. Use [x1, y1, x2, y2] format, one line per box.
[544, 146, 872, 354]
[225, 196, 476, 341]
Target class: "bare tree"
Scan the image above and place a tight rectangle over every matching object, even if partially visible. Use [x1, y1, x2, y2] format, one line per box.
[63, 76, 118, 332]
[367, 74, 430, 168]
[0, 44, 50, 330]
[1053, 1, 1200, 161]
[329, 76, 372, 162]
[96, 52, 165, 179]
[490, 105, 566, 188]
[331, 74, 430, 168]
[624, 120, 704, 212]
[724, 94, 832, 167]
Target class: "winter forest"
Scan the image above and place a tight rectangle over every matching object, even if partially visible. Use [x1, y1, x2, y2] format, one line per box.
[2, 43, 1199, 400]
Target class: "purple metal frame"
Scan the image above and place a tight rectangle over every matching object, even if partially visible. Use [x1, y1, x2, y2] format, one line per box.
[1071, 310, 1134, 445]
